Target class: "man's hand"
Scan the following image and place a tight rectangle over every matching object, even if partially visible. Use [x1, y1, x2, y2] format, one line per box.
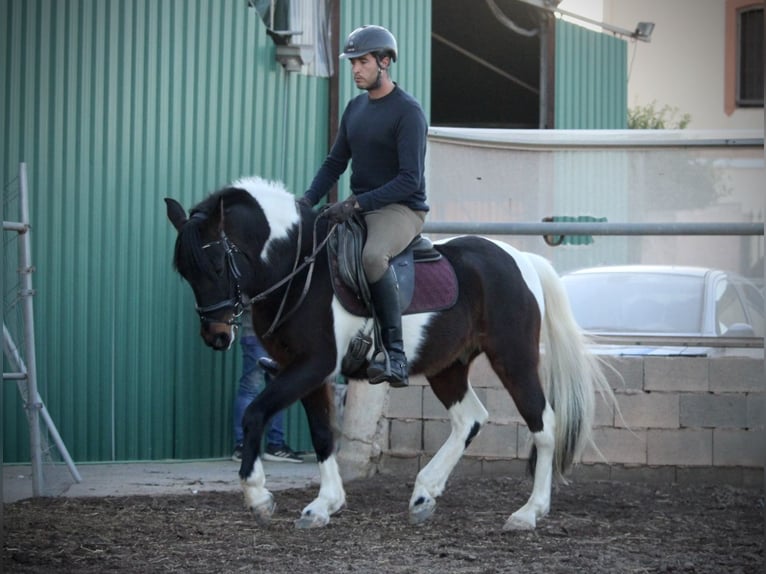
[297, 196, 314, 210]
[323, 195, 359, 224]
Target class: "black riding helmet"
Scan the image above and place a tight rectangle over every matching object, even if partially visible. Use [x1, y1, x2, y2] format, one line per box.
[340, 25, 397, 62]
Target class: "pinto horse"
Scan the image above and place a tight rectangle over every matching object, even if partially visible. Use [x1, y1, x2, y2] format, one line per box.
[165, 175, 612, 530]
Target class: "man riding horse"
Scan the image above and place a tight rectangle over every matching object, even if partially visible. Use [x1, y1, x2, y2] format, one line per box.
[299, 25, 429, 388]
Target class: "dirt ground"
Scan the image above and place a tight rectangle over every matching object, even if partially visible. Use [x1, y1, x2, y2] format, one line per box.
[3, 473, 764, 573]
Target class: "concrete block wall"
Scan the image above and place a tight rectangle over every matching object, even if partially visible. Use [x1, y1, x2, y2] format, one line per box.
[380, 355, 764, 486]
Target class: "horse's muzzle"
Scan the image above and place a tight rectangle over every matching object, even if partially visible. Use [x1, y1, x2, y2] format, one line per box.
[200, 325, 233, 351]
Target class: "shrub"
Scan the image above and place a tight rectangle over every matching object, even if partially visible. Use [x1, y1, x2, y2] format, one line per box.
[628, 101, 691, 129]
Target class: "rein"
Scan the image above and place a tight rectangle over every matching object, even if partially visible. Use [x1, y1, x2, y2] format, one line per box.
[247, 216, 338, 338]
[192, 201, 337, 338]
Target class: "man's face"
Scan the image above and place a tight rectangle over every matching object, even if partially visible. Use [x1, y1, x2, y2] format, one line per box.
[350, 54, 384, 90]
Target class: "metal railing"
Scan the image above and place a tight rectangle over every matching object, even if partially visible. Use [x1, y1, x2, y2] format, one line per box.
[423, 219, 765, 350]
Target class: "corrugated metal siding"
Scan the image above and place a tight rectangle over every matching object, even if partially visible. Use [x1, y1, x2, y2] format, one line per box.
[554, 19, 627, 129]
[335, 1, 432, 198]
[2, 0, 329, 461]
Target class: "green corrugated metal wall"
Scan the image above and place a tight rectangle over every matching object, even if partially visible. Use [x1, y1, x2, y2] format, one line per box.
[554, 19, 627, 129]
[1, 0, 330, 462]
[3, 0, 620, 463]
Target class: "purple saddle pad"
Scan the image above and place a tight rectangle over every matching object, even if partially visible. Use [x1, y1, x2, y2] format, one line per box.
[332, 257, 458, 317]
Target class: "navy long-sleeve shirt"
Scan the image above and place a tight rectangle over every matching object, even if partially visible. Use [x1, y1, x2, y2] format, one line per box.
[304, 85, 429, 213]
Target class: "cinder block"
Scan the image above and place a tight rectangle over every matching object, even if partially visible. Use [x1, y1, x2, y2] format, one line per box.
[378, 453, 421, 476]
[423, 419, 451, 454]
[481, 458, 527, 477]
[468, 422, 517, 458]
[713, 429, 764, 467]
[679, 393, 748, 429]
[582, 427, 647, 465]
[593, 390, 615, 427]
[602, 356, 644, 391]
[485, 387, 524, 424]
[709, 357, 763, 393]
[644, 357, 709, 392]
[422, 386, 446, 420]
[676, 466, 745, 486]
[384, 385, 422, 419]
[468, 354, 501, 388]
[615, 392, 679, 429]
[742, 468, 764, 488]
[647, 429, 712, 466]
[389, 419, 422, 454]
[746, 393, 764, 430]
[570, 463, 613, 481]
[608, 464, 676, 485]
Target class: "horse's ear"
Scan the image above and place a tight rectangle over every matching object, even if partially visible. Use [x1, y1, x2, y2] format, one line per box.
[165, 198, 188, 231]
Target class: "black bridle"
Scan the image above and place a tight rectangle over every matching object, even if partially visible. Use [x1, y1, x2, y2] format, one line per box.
[195, 229, 246, 327]
[194, 210, 338, 339]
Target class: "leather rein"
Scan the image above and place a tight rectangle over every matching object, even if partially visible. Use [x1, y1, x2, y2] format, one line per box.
[196, 207, 338, 339]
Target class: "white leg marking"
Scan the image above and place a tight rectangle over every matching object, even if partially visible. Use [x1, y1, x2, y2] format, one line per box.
[295, 455, 346, 529]
[409, 384, 489, 524]
[241, 458, 276, 525]
[505, 402, 555, 530]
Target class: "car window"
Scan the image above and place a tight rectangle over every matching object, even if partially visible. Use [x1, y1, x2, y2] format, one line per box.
[739, 282, 765, 337]
[714, 280, 748, 335]
[563, 273, 704, 334]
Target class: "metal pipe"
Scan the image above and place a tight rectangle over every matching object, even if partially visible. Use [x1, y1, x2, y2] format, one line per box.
[3, 221, 27, 232]
[588, 334, 763, 348]
[423, 221, 764, 236]
[18, 163, 45, 496]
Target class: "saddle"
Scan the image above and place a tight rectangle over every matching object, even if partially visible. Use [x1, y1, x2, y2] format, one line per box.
[327, 215, 458, 318]
[328, 215, 459, 374]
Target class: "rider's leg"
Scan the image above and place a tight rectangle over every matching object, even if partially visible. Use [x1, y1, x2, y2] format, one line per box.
[362, 204, 426, 388]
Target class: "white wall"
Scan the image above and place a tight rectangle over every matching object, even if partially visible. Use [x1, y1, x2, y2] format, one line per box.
[603, 0, 763, 130]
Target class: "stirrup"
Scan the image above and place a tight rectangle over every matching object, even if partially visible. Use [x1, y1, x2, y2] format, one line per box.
[367, 350, 409, 388]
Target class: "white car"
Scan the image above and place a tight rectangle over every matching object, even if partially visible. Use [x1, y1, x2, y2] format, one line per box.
[561, 265, 764, 356]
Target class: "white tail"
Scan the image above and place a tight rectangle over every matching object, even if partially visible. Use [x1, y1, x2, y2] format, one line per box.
[527, 253, 614, 480]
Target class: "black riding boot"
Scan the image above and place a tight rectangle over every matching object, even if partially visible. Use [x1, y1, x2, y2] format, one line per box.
[366, 267, 409, 388]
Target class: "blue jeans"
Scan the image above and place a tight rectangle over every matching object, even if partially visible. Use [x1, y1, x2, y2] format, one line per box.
[232, 336, 284, 448]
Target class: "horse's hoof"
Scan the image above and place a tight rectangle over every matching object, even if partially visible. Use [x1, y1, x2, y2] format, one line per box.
[248, 495, 276, 526]
[503, 514, 536, 531]
[409, 497, 436, 524]
[294, 509, 330, 529]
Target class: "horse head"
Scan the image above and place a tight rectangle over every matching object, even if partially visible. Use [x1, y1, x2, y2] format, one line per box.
[165, 177, 305, 350]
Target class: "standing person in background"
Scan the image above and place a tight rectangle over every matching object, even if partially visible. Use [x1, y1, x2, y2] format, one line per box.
[299, 25, 429, 389]
[232, 308, 302, 463]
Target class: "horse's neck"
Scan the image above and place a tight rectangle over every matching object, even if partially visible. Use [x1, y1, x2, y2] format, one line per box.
[248, 216, 320, 296]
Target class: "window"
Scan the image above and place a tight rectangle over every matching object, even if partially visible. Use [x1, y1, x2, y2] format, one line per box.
[725, 1, 764, 114]
[737, 7, 764, 106]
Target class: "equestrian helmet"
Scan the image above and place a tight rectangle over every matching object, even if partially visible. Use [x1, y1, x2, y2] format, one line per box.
[340, 25, 397, 62]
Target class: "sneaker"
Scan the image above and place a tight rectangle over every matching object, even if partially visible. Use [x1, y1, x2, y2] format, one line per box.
[231, 444, 243, 462]
[263, 444, 303, 463]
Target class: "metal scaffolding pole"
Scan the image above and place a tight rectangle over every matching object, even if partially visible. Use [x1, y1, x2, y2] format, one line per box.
[2, 163, 81, 494]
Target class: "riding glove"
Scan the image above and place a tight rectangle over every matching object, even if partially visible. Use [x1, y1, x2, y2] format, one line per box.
[297, 196, 314, 210]
[324, 195, 359, 224]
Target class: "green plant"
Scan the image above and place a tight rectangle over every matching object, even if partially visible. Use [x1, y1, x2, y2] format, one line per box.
[628, 101, 691, 129]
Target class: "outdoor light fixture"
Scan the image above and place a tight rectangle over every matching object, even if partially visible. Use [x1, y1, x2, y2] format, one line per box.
[546, 2, 657, 43]
[275, 44, 314, 72]
[632, 22, 655, 42]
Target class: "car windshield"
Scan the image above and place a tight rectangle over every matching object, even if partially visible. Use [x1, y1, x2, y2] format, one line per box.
[563, 272, 705, 334]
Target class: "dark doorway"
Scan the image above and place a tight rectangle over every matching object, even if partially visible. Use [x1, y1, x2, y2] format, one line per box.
[431, 0, 551, 128]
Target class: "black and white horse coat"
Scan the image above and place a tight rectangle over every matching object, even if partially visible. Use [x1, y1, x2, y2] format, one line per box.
[166, 176, 613, 530]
